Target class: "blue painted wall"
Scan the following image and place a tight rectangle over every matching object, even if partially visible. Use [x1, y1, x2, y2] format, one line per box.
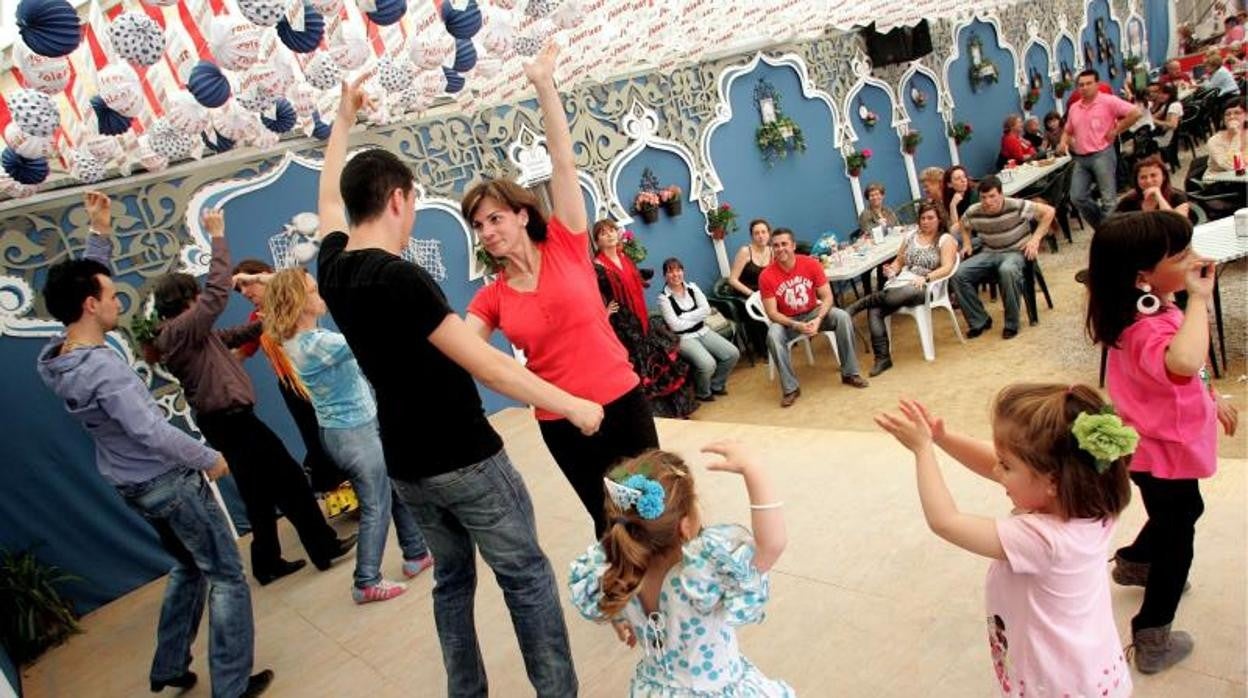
[1081, 0, 1126, 92]
[1056, 35, 1078, 94]
[1145, 0, 1171, 66]
[1024, 44, 1057, 119]
[949, 20, 1019, 177]
[850, 85, 913, 210]
[708, 62, 857, 250]
[902, 72, 952, 174]
[613, 149, 718, 306]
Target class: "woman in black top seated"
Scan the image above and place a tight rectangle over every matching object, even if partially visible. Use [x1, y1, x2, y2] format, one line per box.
[1112, 154, 1192, 220]
[727, 218, 773, 297]
[942, 165, 980, 257]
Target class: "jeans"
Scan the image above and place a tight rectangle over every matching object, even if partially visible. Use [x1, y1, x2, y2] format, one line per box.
[116, 468, 254, 698]
[766, 307, 860, 395]
[195, 407, 340, 576]
[321, 419, 429, 588]
[677, 329, 740, 397]
[951, 250, 1025, 333]
[1070, 147, 1118, 228]
[1117, 472, 1205, 632]
[848, 284, 927, 359]
[539, 386, 659, 539]
[391, 451, 576, 698]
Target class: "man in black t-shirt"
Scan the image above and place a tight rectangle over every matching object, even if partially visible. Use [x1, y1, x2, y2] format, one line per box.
[316, 76, 601, 697]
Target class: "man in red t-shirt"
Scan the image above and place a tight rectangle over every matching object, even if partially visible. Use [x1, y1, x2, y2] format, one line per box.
[757, 228, 869, 407]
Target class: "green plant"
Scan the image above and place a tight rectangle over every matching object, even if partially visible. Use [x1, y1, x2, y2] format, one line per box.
[948, 121, 973, 145]
[755, 116, 806, 167]
[474, 243, 505, 274]
[619, 229, 647, 263]
[706, 203, 738, 239]
[130, 308, 163, 365]
[844, 148, 872, 175]
[0, 548, 82, 665]
[1023, 86, 1042, 110]
[1053, 77, 1072, 97]
[902, 131, 922, 154]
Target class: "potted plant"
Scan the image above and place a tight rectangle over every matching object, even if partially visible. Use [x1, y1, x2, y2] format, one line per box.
[1053, 77, 1072, 98]
[619, 228, 647, 262]
[755, 115, 807, 167]
[130, 310, 162, 365]
[705, 203, 738, 241]
[844, 148, 872, 177]
[948, 121, 973, 145]
[1023, 86, 1041, 111]
[902, 131, 922, 155]
[0, 548, 81, 666]
[661, 185, 682, 216]
[633, 190, 661, 224]
[474, 243, 505, 274]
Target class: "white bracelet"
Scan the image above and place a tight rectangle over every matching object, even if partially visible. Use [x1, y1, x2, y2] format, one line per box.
[749, 501, 784, 510]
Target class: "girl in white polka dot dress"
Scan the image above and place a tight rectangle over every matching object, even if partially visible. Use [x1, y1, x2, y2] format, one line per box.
[569, 444, 794, 696]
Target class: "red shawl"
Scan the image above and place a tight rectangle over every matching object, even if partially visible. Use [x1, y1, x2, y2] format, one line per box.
[595, 251, 649, 334]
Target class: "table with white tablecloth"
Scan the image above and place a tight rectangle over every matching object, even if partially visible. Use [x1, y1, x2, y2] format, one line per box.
[1000, 156, 1073, 196]
[1192, 214, 1248, 376]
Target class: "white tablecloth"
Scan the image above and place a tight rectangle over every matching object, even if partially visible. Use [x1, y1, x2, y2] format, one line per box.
[1205, 170, 1248, 185]
[1001, 156, 1072, 196]
[1193, 214, 1248, 264]
[822, 231, 906, 282]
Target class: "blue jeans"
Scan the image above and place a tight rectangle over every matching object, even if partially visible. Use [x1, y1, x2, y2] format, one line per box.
[392, 451, 576, 698]
[677, 329, 740, 397]
[116, 468, 254, 698]
[321, 419, 429, 588]
[766, 307, 861, 395]
[1070, 147, 1118, 228]
[951, 249, 1026, 333]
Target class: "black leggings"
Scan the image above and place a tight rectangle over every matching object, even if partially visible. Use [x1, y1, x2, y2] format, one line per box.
[196, 407, 339, 574]
[1117, 472, 1205, 632]
[538, 387, 659, 539]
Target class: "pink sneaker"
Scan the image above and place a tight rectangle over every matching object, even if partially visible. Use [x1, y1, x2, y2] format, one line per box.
[403, 554, 434, 579]
[352, 580, 407, 604]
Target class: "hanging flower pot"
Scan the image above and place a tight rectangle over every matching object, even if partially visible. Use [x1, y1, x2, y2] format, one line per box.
[661, 185, 682, 216]
[638, 206, 659, 224]
[848, 168, 861, 177]
[709, 226, 726, 241]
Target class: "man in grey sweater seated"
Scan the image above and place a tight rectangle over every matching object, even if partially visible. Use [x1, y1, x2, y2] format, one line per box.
[36, 191, 273, 697]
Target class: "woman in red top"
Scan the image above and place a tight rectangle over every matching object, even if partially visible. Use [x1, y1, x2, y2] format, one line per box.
[999, 114, 1038, 167]
[593, 219, 698, 419]
[462, 43, 658, 539]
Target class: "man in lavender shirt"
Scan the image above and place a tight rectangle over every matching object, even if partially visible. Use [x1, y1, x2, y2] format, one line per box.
[36, 192, 272, 698]
[1057, 68, 1142, 227]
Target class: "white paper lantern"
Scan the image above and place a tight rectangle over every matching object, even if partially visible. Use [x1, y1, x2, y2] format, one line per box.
[71, 148, 108, 183]
[292, 239, 319, 264]
[330, 25, 370, 70]
[310, 0, 342, 14]
[238, 0, 288, 27]
[288, 83, 318, 119]
[408, 30, 456, 70]
[83, 134, 122, 163]
[6, 89, 60, 138]
[235, 86, 278, 113]
[377, 55, 415, 94]
[305, 52, 343, 90]
[415, 68, 447, 98]
[474, 55, 503, 79]
[550, 0, 584, 30]
[137, 136, 170, 172]
[140, 0, 180, 6]
[4, 122, 55, 159]
[513, 18, 553, 57]
[12, 42, 71, 95]
[210, 15, 263, 71]
[250, 127, 280, 149]
[479, 16, 514, 57]
[109, 12, 167, 67]
[241, 63, 286, 100]
[97, 63, 145, 118]
[167, 91, 211, 135]
[292, 212, 320, 235]
[148, 119, 195, 160]
[213, 104, 259, 142]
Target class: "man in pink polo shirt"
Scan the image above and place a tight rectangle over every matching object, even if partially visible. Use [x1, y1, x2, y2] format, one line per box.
[1057, 68, 1142, 227]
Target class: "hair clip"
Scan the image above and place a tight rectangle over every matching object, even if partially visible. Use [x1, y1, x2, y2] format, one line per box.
[1071, 406, 1139, 473]
[603, 473, 666, 520]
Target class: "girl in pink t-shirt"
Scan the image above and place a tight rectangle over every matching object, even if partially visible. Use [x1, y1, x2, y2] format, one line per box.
[1085, 211, 1238, 674]
[876, 383, 1137, 697]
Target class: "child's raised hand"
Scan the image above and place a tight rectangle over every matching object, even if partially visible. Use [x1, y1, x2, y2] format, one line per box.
[1184, 257, 1216, 301]
[874, 399, 935, 453]
[701, 440, 757, 475]
[909, 400, 946, 444]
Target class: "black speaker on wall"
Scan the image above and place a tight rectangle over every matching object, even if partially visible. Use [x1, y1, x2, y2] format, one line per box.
[861, 20, 933, 67]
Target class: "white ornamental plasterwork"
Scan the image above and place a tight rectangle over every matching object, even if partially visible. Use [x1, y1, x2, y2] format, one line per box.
[508, 124, 554, 188]
[942, 14, 1025, 110]
[898, 61, 953, 120]
[607, 99, 706, 227]
[843, 49, 907, 143]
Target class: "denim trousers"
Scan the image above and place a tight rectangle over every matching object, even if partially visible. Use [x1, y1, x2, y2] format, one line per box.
[116, 468, 254, 698]
[765, 307, 860, 395]
[321, 419, 429, 588]
[392, 450, 576, 697]
[1070, 147, 1118, 228]
[951, 250, 1026, 333]
[677, 329, 741, 397]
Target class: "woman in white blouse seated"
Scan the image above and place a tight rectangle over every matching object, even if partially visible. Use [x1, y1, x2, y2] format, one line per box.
[658, 258, 741, 402]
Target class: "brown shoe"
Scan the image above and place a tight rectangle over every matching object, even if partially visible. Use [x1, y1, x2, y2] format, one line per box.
[780, 388, 800, 407]
[841, 375, 869, 388]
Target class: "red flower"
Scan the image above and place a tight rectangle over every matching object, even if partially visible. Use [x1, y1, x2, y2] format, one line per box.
[965, 125, 973, 132]
[721, 204, 731, 211]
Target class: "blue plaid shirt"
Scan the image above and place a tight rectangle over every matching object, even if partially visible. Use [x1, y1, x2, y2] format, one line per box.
[284, 329, 377, 429]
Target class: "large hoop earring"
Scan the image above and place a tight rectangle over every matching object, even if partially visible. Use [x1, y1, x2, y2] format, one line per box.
[1136, 283, 1161, 315]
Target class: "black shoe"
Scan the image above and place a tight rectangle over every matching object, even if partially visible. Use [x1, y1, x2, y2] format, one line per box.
[241, 669, 274, 697]
[697, 393, 715, 402]
[313, 534, 358, 571]
[1002, 328, 1018, 340]
[967, 319, 993, 338]
[254, 558, 307, 586]
[150, 671, 197, 693]
[711, 387, 728, 396]
[868, 358, 893, 377]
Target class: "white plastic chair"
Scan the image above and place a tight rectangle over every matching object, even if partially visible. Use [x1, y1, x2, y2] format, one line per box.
[745, 292, 840, 381]
[884, 253, 965, 361]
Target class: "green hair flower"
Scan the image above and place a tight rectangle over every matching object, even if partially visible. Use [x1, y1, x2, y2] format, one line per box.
[1072, 411, 1139, 473]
